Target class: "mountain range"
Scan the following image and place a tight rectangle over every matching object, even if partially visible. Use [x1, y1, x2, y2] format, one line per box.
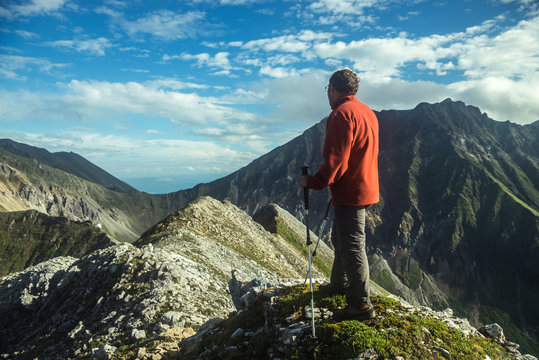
[0, 98, 537, 356]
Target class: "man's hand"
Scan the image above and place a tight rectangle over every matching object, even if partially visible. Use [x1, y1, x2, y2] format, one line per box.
[299, 175, 309, 188]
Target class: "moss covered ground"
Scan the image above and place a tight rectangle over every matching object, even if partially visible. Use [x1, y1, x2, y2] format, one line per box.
[178, 284, 512, 360]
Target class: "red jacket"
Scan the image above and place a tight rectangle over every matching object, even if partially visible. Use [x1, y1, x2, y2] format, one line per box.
[307, 94, 379, 206]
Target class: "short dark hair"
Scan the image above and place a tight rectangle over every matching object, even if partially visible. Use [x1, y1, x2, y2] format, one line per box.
[329, 69, 359, 95]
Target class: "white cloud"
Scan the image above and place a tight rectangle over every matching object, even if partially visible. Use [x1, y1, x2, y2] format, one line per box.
[0, 54, 68, 80]
[447, 76, 539, 122]
[0, 79, 258, 135]
[303, 0, 383, 26]
[309, 0, 381, 15]
[249, 70, 331, 125]
[145, 129, 161, 134]
[60, 80, 255, 125]
[218, 0, 261, 4]
[94, 5, 123, 18]
[1, 131, 255, 178]
[0, 0, 68, 18]
[120, 10, 207, 40]
[243, 36, 311, 53]
[216, 30, 337, 76]
[241, 30, 333, 54]
[14, 30, 40, 39]
[455, 17, 539, 79]
[259, 65, 298, 78]
[193, 123, 263, 142]
[310, 15, 539, 84]
[313, 34, 461, 81]
[146, 79, 210, 90]
[180, 52, 232, 70]
[496, 0, 539, 15]
[192, 0, 263, 4]
[46, 37, 113, 56]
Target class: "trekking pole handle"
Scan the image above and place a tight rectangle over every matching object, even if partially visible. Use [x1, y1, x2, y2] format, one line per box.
[301, 166, 309, 210]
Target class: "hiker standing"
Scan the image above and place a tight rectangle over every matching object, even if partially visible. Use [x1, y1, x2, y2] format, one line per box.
[299, 68, 379, 321]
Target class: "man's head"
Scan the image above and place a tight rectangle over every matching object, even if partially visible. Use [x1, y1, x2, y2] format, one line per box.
[329, 69, 359, 95]
[327, 69, 359, 107]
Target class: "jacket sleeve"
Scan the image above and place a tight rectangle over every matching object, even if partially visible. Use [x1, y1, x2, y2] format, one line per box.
[307, 110, 353, 190]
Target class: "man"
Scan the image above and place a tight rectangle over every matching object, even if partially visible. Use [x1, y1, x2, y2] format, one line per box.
[299, 68, 379, 321]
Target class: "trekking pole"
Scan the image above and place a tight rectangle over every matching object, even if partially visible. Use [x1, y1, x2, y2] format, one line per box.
[301, 166, 316, 338]
[303, 201, 331, 286]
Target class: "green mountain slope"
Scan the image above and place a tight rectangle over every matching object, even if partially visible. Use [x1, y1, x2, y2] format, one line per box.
[0, 210, 115, 276]
[374, 99, 539, 354]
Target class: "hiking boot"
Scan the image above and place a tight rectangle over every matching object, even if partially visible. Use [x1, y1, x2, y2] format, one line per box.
[333, 303, 376, 321]
[319, 282, 349, 295]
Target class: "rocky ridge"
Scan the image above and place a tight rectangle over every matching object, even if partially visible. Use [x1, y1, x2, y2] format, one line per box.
[136, 197, 331, 280]
[0, 197, 331, 359]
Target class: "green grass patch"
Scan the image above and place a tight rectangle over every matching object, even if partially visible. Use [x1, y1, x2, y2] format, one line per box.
[486, 171, 539, 217]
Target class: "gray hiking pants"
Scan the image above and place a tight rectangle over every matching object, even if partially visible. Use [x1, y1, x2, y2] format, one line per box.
[330, 205, 370, 306]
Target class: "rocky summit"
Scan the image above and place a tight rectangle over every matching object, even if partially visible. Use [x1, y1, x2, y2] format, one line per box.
[0, 240, 288, 359]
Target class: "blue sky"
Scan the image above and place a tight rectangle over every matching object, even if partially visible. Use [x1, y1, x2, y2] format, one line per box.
[1, 0, 538, 193]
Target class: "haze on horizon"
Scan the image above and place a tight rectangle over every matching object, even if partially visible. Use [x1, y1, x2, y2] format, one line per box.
[1, 0, 538, 193]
